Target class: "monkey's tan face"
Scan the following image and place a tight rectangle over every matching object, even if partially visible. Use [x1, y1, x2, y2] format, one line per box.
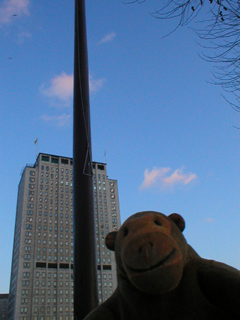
[116, 213, 184, 294]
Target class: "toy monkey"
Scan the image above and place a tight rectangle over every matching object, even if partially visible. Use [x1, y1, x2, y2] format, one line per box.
[85, 211, 240, 319]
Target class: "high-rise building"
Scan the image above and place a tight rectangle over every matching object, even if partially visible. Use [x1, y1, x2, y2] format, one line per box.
[7, 153, 121, 320]
[0, 294, 9, 320]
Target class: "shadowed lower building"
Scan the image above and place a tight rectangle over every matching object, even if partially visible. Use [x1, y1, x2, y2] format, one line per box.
[7, 153, 121, 320]
[0, 294, 9, 320]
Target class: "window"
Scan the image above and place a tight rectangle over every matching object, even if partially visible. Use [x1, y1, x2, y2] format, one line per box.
[61, 158, 68, 165]
[51, 157, 59, 164]
[42, 155, 49, 162]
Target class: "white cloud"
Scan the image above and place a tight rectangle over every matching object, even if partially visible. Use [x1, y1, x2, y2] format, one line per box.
[0, 0, 30, 25]
[140, 167, 171, 189]
[89, 75, 105, 93]
[41, 113, 71, 127]
[98, 32, 116, 44]
[140, 166, 197, 190]
[40, 73, 105, 124]
[41, 73, 73, 102]
[163, 168, 197, 187]
[40, 73, 105, 106]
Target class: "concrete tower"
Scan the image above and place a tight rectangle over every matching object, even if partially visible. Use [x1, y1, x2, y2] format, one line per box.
[7, 153, 121, 320]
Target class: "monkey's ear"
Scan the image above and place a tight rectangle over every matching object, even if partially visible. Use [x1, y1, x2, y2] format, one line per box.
[105, 231, 118, 251]
[168, 213, 185, 232]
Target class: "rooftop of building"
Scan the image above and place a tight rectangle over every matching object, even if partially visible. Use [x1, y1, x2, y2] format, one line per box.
[34, 152, 106, 167]
[22, 153, 106, 170]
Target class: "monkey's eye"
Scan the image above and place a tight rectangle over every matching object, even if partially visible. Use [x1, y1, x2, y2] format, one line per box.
[123, 228, 129, 237]
[154, 220, 162, 226]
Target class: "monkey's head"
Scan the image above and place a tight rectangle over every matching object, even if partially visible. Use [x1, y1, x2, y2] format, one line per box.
[106, 211, 188, 295]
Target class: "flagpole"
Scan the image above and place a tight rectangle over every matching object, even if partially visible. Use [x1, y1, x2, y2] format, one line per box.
[73, 0, 98, 319]
[104, 149, 107, 163]
[34, 138, 38, 159]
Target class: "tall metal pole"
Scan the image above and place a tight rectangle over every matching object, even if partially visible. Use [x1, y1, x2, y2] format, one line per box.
[73, 0, 98, 319]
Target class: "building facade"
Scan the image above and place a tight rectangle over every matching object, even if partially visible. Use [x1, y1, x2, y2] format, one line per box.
[7, 153, 121, 320]
[0, 294, 8, 320]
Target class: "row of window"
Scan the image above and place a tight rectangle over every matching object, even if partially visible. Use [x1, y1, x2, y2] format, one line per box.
[33, 305, 73, 313]
[39, 185, 72, 192]
[98, 274, 112, 280]
[95, 211, 108, 216]
[96, 223, 109, 229]
[38, 186, 73, 194]
[37, 225, 73, 232]
[33, 297, 73, 304]
[39, 198, 71, 206]
[41, 156, 73, 168]
[36, 233, 73, 240]
[36, 240, 72, 247]
[36, 255, 73, 262]
[35, 280, 73, 287]
[94, 180, 106, 185]
[96, 249, 110, 256]
[36, 248, 72, 254]
[38, 204, 72, 211]
[40, 172, 73, 181]
[38, 212, 73, 218]
[22, 284, 73, 296]
[23, 262, 30, 269]
[39, 202, 72, 211]
[21, 305, 73, 314]
[35, 289, 73, 296]
[96, 217, 109, 222]
[35, 272, 72, 279]
[94, 185, 106, 191]
[93, 173, 106, 180]
[98, 281, 113, 287]
[38, 217, 72, 224]
[97, 257, 111, 264]
[39, 178, 73, 187]
[98, 289, 113, 296]
[21, 316, 74, 320]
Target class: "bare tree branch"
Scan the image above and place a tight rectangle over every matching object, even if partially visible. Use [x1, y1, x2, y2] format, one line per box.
[127, 0, 240, 108]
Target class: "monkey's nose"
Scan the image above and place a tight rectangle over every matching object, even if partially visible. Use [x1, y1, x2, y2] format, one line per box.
[138, 242, 154, 265]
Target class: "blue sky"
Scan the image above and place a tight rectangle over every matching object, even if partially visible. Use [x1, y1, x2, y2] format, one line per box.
[0, 0, 240, 293]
